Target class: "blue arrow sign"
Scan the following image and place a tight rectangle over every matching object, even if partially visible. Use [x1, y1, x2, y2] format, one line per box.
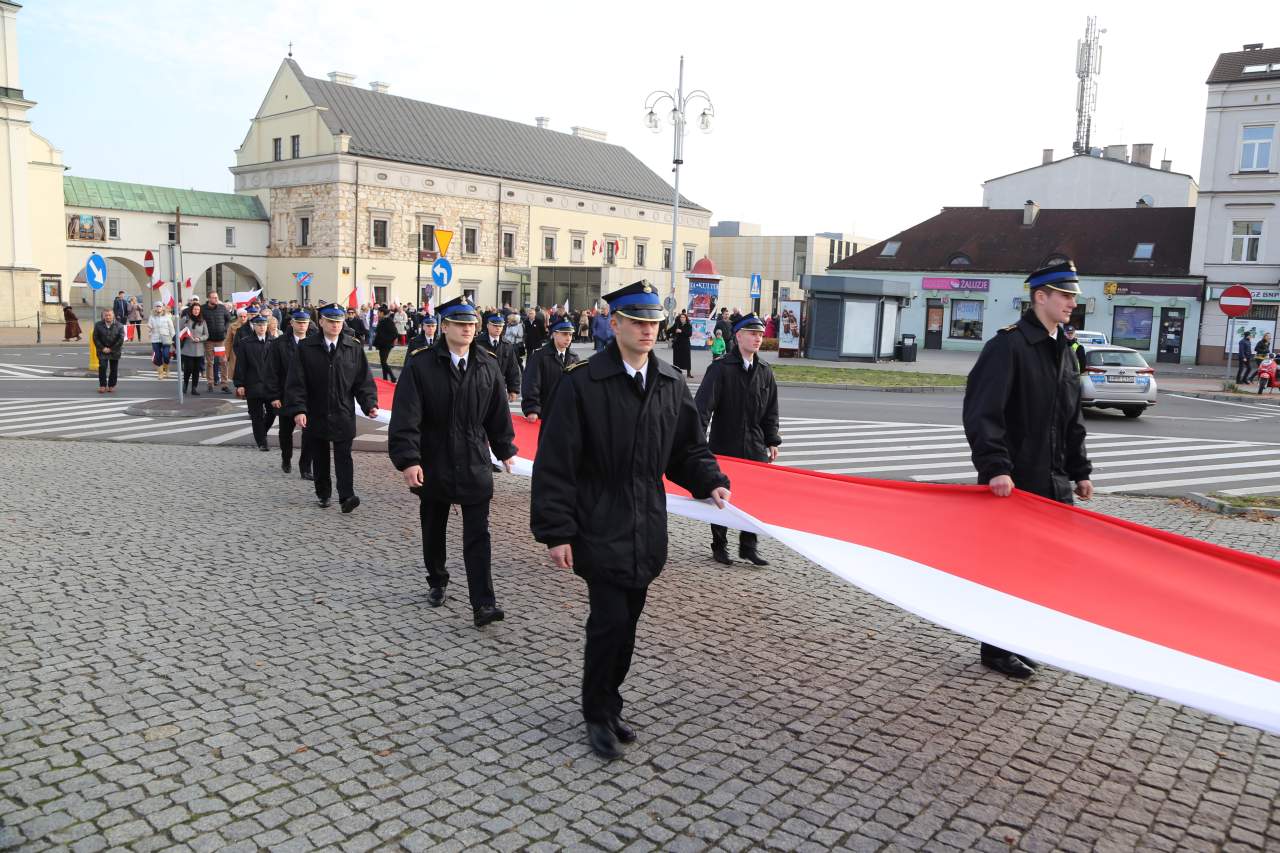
[431, 257, 454, 289]
[294, 271, 312, 288]
[749, 273, 762, 298]
[85, 254, 107, 291]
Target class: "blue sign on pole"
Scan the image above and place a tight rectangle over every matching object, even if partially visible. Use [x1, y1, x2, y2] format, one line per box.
[431, 257, 454, 289]
[85, 254, 107, 291]
[749, 273, 762, 299]
[295, 272, 312, 288]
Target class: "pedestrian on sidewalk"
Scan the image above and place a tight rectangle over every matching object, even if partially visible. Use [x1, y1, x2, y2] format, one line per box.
[179, 304, 208, 396]
[502, 312, 525, 368]
[62, 303, 82, 342]
[111, 291, 128, 329]
[709, 328, 727, 360]
[695, 312, 780, 567]
[393, 305, 409, 346]
[372, 308, 399, 383]
[1256, 332, 1273, 364]
[126, 297, 144, 343]
[148, 301, 175, 380]
[283, 304, 379, 512]
[1237, 331, 1255, 385]
[388, 295, 517, 628]
[92, 309, 125, 393]
[531, 281, 730, 761]
[202, 292, 233, 392]
[963, 260, 1093, 681]
[670, 310, 693, 379]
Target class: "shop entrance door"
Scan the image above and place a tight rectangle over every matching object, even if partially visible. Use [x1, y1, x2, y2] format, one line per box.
[1157, 307, 1185, 363]
[925, 299, 944, 349]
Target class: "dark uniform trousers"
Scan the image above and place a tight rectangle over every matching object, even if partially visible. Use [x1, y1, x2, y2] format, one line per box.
[277, 413, 311, 471]
[246, 396, 276, 446]
[419, 497, 495, 609]
[583, 581, 649, 724]
[305, 433, 355, 501]
[711, 524, 757, 553]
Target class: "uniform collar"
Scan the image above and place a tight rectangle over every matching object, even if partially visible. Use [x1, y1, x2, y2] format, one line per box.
[588, 339, 680, 382]
[1015, 310, 1054, 345]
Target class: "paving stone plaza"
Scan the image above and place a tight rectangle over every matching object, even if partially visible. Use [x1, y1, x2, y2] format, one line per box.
[1, 439, 1278, 852]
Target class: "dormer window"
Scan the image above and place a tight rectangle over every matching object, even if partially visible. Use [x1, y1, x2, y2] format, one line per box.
[947, 253, 971, 267]
[1043, 253, 1069, 266]
[1132, 243, 1155, 260]
[880, 240, 901, 257]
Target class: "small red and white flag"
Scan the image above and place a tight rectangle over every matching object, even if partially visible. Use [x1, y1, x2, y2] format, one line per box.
[177, 326, 192, 342]
[231, 289, 261, 310]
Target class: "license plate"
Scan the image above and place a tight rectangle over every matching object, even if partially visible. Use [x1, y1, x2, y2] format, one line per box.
[1107, 375, 1136, 383]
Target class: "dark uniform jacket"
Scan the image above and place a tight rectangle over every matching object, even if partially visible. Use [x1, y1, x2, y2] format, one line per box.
[387, 341, 518, 504]
[233, 333, 274, 398]
[282, 334, 378, 442]
[264, 330, 313, 402]
[531, 342, 729, 589]
[521, 344, 580, 417]
[963, 311, 1092, 503]
[372, 316, 399, 349]
[92, 320, 124, 361]
[476, 334, 522, 395]
[694, 351, 782, 461]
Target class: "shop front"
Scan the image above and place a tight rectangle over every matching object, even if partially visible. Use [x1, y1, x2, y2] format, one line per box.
[800, 274, 909, 361]
[1198, 284, 1280, 366]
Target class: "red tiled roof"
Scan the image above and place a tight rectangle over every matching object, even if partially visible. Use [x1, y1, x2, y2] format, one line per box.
[1207, 47, 1280, 84]
[831, 207, 1196, 278]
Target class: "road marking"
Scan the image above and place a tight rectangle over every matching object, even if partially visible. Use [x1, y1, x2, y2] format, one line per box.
[1218, 484, 1280, 496]
[0, 407, 138, 435]
[1097, 470, 1280, 492]
[0, 400, 133, 419]
[1166, 393, 1280, 413]
[200, 426, 256, 445]
[108, 414, 255, 441]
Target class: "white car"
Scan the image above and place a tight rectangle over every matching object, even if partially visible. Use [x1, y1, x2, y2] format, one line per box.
[1073, 330, 1110, 345]
[1078, 345, 1157, 418]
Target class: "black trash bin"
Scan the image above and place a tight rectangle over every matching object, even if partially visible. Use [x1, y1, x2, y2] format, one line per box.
[900, 334, 917, 363]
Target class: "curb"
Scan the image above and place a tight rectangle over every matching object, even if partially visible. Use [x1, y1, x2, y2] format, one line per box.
[773, 381, 964, 393]
[1185, 492, 1280, 519]
[1170, 391, 1280, 408]
[123, 398, 238, 418]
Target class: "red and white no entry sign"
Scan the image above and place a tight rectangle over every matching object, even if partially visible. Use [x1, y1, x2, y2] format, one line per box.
[143, 250, 155, 280]
[1220, 284, 1253, 318]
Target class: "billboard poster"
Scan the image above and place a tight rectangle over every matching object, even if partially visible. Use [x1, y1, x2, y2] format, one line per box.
[1111, 306, 1154, 350]
[1225, 317, 1277, 354]
[778, 300, 802, 351]
[66, 214, 105, 241]
[687, 280, 718, 349]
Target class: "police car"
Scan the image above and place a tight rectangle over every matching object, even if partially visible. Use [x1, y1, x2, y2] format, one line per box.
[1078, 344, 1157, 418]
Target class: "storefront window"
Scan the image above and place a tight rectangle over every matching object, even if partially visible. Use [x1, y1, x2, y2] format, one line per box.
[948, 300, 984, 339]
[1112, 306, 1154, 350]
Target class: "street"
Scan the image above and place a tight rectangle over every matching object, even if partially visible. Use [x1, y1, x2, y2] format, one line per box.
[2, 343, 1279, 498]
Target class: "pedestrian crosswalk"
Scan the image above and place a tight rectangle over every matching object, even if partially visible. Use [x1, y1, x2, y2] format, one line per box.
[773, 416, 1280, 497]
[2, 398, 1280, 497]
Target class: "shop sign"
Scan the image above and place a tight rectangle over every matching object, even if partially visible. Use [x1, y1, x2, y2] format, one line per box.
[922, 277, 990, 292]
[1209, 285, 1280, 302]
[1103, 281, 1201, 297]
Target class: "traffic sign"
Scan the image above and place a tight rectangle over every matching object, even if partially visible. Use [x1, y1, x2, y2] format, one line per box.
[1220, 284, 1253, 318]
[143, 250, 155, 281]
[435, 229, 454, 257]
[295, 271, 312, 288]
[750, 273, 762, 298]
[663, 295, 676, 312]
[431, 257, 454, 289]
[85, 254, 107, 291]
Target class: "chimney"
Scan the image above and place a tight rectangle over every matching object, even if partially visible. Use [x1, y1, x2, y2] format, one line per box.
[368, 81, 389, 94]
[1023, 200, 1040, 227]
[570, 126, 608, 142]
[534, 116, 551, 129]
[1132, 143, 1153, 167]
[1160, 159, 1173, 171]
[1244, 43, 1264, 50]
[327, 71, 355, 86]
[1042, 148, 1054, 165]
[1103, 144, 1129, 162]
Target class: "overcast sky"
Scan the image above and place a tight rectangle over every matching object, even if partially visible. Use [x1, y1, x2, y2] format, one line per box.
[22, 0, 1276, 242]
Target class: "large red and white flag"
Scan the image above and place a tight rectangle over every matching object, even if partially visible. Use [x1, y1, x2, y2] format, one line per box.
[231, 289, 261, 310]
[347, 282, 365, 310]
[370, 377, 1280, 734]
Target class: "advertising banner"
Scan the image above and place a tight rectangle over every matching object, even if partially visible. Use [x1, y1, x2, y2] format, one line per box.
[921, 277, 990, 292]
[778, 300, 802, 351]
[687, 280, 718, 349]
[66, 214, 105, 242]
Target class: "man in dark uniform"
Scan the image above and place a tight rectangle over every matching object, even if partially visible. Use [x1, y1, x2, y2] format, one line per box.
[233, 313, 277, 452]
[476, 313, 521, 402]
[963, 259, 1094, 680]
[694, 312, 782, 567]
[266, 309, 315, 478]
[407, 315, 437, 352]
[283, 303, 379, 512]
[521, 319, 578, 422]
[1063, 326, 1087, 374]
[388, 296, 518, 628]
[531, 280, 731, 760]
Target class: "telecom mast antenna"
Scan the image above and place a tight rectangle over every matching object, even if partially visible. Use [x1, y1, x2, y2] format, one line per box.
[1073, 16, 1103, 155]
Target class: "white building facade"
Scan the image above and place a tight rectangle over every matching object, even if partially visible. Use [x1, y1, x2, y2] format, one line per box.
[983, 147, 1198, 211]
[1190, 45, 1280, 365]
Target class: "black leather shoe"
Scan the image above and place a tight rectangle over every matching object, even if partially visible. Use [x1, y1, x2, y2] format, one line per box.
[340, 495, 360, 514]
[190, 387, 200, 396]
[473, 604, 505, 628]
[300, 469, 314, 481]
[281, 459, 291, 474]
[610, 717, 637, 744]
[982, 653, 1035, 680]
[258, 443, 270, 452]
[739, 549, 770, 566]
[586, 722, 622, 760]
[318, 496, 331, 509]
[711, 548, 733, 566]
[427, 587, 445, 607]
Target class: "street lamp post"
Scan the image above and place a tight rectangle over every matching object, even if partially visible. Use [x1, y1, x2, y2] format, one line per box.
[645, 56, 714, 316]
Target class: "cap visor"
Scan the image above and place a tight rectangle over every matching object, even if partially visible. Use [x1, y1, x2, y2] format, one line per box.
[614, 307, 664, 321]
[1041, 282, 1081, 294]
[442, 314, 479, 323]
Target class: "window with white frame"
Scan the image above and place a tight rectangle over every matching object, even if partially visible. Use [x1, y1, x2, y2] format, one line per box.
[1132, 242, 1154, 260]
[543, 234, 556, 260]
[635, 242, 647, 268]
[371, 218, 389, 249]
[225, 226, 236, 247]
[463, 226, 478, 255]
[299, 217, 310, 247]
[605, 239, 617, 265]
[290, 135, 301, 159]
[167, 223, 177, 242]
[420, 223, 435, 253]
[571, 236, 584, 263]
[662, 246, 672, 270]
[1240, 125, 1274, 172]
[881, 240, 901, 257]
[1230, 220, 1263, 262]
[684, 249, 694, 271]
[107, 218, 120, 239]
[502, 230, 515, 259]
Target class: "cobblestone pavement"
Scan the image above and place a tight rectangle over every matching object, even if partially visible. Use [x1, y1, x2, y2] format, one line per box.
[1, 439, 1277, 853]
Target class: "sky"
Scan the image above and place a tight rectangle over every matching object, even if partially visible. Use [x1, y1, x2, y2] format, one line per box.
[20, 0, 1280, 242]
